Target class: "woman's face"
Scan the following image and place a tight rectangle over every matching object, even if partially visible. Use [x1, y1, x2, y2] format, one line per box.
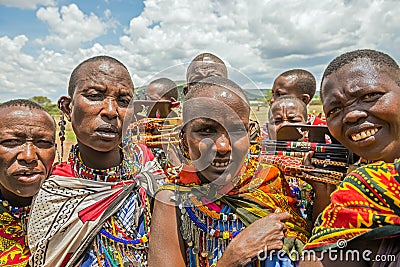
[268, 100, 307, 140]
[64, 60, 134, 153]
[0, 107, 55, 201]
[183, 89, 250, 185]
[322, 59, 400, 162]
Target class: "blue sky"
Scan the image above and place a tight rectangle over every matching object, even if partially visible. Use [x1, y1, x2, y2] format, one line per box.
[1, 0, 400, 102]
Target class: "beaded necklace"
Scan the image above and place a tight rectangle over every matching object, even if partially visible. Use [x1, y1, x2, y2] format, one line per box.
[68, 144, 150, 266]
[179, 194, 245, 266]
[0, 192, 30, 234]
[94, 201, 151, 267]
[172, 156, 262, 266]
[69, 144, 130, 182]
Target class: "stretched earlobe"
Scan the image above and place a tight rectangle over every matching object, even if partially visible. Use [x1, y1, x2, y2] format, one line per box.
[58, 96, 72, 122]
[178, 128, 191, 160]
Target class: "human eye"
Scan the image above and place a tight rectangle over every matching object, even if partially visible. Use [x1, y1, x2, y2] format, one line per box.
[272, 119, 282, 125]
[118, 95, 132, 107]
[289, 118, 304, 123]
[325, 107, 341, 118]
[84, 89, 104, 101]
[362, 92, 383, 101]
[0, 139, 23, 148]
[35, 139, 55, 149]
[198, 127, 216, 134]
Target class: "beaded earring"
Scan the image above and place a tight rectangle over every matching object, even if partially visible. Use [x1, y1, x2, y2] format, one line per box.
[58, 110, 66, 163]
[179, 130, 191, 160]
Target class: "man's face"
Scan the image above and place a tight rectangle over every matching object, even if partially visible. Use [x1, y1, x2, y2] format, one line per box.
[66, 60, 134, 153]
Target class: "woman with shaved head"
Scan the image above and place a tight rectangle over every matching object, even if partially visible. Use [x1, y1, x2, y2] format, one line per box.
[302, 49, 400, 266]
[149, 77, 308, 267]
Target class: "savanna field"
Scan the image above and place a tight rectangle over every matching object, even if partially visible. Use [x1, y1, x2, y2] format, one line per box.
[55, 102, 324, 161]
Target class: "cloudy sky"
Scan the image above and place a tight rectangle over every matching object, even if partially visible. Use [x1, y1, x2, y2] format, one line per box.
[0, 0, 399, 102]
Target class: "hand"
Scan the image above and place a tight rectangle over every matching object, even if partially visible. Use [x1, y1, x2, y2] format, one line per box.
[217, 212, 290, 267]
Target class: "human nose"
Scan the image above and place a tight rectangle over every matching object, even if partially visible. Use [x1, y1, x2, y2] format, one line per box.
[269, 96, 275, 104]
[215, 134, 231, 155]
[343, 107, 367, 124]
[17, 143, 38, 165]
[101, 97, 118, 120]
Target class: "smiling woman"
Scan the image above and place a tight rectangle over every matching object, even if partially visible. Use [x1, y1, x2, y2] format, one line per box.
[0, 99, 56, 267]
[301, 49, 400, 266]
[149, 77, 309, 267]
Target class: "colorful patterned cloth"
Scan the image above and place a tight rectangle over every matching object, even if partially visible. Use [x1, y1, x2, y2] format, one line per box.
[27, 144, 161, 267]
[305, 160, 400, 251]
[160, 155, 309, 266]
[0, 205, 29, 267]
[27, 163, 144, 267]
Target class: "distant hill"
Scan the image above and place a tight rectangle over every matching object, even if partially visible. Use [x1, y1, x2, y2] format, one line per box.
[135, 80, 271, 101]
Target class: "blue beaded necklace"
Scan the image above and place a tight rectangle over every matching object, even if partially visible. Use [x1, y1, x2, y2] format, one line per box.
[0, 192, 30, 219]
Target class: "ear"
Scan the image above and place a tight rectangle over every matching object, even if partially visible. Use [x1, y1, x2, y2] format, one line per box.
[182, 85, 188, 96]
[58, 96, 72, 122]
[301, 94, 311, 105]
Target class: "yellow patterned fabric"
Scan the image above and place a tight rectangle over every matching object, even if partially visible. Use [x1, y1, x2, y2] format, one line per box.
[305, 160, 400, 251]
[0, 205, 29, 266]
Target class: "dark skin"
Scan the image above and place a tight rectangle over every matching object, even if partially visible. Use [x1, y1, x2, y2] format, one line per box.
[0, 107, 55, 207]
[59, 60, 134, 169]
[301, 58, 400, 266]
[267, 99, 307, 140]
[184, 57, 228, 95]
[149, 88, 290, 267]
[322, 59, 400, 163]
[267, 100, 335, 225]
[270, 75, 311, 105]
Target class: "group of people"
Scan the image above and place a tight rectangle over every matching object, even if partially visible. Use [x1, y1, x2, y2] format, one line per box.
[0, 48, 399, 267]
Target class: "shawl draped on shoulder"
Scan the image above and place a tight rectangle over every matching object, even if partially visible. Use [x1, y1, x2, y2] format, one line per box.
[27, 162, 141, 267]
[305, 160, 400, 251]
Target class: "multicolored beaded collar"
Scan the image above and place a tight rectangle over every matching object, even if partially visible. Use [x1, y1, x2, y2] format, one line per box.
[0, 192, 31, 235]
[69, 144, 130, 182]
[0, 192, 30, 219]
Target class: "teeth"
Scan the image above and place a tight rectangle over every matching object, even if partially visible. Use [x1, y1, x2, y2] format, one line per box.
[211, 161, 229, 167]
[351, 128, 378, 141]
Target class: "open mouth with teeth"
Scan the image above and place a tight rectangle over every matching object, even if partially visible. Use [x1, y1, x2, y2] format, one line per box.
[351, 128, 378, 141]
[211, 161, 230, 167]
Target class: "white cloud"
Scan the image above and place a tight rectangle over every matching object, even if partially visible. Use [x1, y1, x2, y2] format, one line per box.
[0, 0, 54, 9]
[1, 0, 400, 102]
[35, 4, 115, 49]
[118, 0, 400, 88]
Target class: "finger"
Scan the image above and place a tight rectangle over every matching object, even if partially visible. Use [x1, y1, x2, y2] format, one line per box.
[271, 211, 291, 221]
[275, 222, 285, 231]
[266, 240, 284, 250]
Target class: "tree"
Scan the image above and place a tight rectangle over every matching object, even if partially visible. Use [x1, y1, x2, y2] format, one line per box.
[29, 96, 59, 115]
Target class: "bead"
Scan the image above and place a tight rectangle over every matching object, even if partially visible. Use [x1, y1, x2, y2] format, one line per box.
[222, 231, 229, 239]
[209, 229, 215, 237]
[215, 230, 220, 238]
